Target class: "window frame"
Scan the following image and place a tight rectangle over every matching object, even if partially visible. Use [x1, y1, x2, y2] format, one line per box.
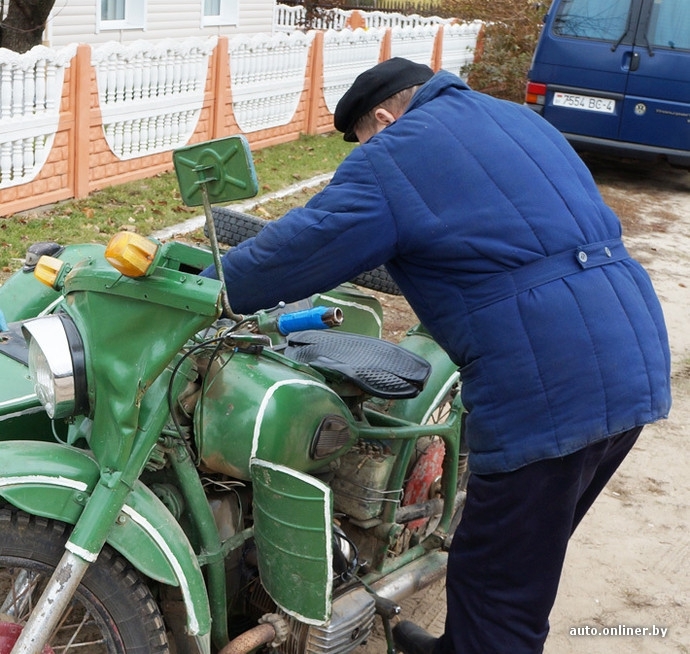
[98, 0, 147, 32]
[201, 0, 239, 27]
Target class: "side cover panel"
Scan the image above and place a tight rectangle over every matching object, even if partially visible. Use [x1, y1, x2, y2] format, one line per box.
[251, 459, 332, 625]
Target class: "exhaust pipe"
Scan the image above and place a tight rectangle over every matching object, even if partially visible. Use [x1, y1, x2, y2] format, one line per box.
[367, 550, 448, 606]
[218, 614, 288, 654]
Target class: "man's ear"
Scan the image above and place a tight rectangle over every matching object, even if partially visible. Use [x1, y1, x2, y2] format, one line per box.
[374, 107, 397, 128]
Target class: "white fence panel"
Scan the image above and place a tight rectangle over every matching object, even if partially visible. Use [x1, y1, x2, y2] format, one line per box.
[389, 24, 439, 66]
[273, 4, 352, 32]
[322, 28, 385, 114]
[92, 37, 216, 161]
[273, 4, 305, 32]
[362, 11, 450, 29]
[0, 44, 76, 189]
[230, 31, 314, 133]
[442, 21, 483, 80]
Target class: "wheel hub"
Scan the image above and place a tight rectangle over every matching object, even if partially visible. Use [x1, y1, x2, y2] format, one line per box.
[0, 621, 54, 654]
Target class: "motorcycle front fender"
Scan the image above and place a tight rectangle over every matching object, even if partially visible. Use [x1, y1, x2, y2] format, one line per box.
[0, 440, 212, 640]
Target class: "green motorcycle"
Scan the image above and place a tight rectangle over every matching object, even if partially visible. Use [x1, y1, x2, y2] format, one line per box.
[0, 137, 465, 654]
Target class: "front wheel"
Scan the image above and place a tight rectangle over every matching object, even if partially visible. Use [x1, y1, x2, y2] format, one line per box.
[0, 506, 169, 654]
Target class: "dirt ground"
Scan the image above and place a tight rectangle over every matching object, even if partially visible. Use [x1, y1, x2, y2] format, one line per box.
[362, 155, 690, 653]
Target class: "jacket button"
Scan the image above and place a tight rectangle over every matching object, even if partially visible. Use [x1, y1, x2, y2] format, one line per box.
[604, 246, 612, 257]
[578, 251, 588, 263]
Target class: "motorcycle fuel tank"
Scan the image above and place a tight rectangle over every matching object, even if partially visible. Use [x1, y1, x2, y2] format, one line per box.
[194, 347, 358, 480]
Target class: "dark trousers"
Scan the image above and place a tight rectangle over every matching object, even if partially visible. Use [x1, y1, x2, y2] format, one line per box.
[438, 426, 643, 654]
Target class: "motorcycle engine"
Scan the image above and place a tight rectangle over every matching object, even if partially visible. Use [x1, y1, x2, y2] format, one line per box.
[331, 441, 398, 522]
[246, 581, 376, 654]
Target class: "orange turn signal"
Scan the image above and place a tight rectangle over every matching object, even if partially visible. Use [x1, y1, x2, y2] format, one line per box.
[105, 232, 160, 278]
[34, 255, 66, 289]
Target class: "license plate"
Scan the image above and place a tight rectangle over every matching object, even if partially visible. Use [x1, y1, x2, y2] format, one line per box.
[552, 92, 616, 114]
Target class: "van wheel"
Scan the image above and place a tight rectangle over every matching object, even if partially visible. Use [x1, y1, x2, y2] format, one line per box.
[0, 506, 169, 654]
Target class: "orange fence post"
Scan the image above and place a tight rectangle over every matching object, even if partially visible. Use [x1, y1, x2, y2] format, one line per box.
[72, 44, 91, 200]
[346, 10, 366, 30]
[211, 36, 230, 140]
[306, 30, 324, 135]
[380, 28, 392, 62]
[432, 24, 443, 71]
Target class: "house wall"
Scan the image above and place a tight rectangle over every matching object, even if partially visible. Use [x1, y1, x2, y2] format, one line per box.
[45, 0, 276, 47]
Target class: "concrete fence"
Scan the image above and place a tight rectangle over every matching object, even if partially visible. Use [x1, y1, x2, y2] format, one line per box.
[0, 12, 483, 216]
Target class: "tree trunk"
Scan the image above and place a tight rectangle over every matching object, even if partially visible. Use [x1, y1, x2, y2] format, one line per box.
[0, 0, 56, 53]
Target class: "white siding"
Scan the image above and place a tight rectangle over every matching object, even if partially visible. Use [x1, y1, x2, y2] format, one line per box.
[45, 0, 275, 47]
[44, 1, 98, 46]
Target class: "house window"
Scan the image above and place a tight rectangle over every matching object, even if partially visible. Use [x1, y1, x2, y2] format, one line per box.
[202, 0, 239, 26]
[99, 0, 146, 31]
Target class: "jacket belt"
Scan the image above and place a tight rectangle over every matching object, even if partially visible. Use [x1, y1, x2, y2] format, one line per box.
[463, 238, 630, 312]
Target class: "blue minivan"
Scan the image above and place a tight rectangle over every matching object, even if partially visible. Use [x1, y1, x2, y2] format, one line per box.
[525, 0, 690, 167]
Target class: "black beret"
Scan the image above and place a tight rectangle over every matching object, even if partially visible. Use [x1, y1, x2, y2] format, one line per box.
[334, 57, 434, 142]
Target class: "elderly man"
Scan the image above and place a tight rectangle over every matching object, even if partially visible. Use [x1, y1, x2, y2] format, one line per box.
[203, 58, 671, 653]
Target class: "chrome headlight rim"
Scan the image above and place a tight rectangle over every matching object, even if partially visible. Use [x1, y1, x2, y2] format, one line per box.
[22, 313, 88, 420]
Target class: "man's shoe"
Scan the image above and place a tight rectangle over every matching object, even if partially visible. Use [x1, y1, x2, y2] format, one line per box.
[392, 620, 439, 654]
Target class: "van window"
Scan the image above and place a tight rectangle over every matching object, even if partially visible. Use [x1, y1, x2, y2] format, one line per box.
[648, 0, 690, 49]
[553, 0, 632, 41]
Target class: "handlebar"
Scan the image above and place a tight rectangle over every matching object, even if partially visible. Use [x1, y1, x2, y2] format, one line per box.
[276, 306, 343, 335]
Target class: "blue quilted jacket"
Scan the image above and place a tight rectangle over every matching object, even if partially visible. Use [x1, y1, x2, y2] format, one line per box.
[206, 71, 671, 474]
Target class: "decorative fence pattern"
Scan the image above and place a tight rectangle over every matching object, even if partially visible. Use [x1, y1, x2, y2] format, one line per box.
[273, 4, 452, 31]
[273, 4, 353, 31]
[360, 10, 451, 29]
[230, 31, 315, 133]
[0, 44, 77, 188]
[92, 38, 217, 160]
[322, 28, 386, 114]
[441, 21, 484, 79]
[0, 9, 483, 216]
[390, 24, 440, 64]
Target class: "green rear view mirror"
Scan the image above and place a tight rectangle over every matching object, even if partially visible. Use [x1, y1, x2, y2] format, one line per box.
[173, 135, 259, 207]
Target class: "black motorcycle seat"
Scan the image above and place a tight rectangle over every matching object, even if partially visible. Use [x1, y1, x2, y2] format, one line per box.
[284, 330, 431, 399]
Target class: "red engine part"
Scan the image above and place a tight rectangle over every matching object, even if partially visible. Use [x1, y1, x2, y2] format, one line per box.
[402, 438, 446, 531]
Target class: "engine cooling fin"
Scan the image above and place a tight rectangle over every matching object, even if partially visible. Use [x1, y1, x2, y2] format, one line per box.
[245, 580, 376, 654]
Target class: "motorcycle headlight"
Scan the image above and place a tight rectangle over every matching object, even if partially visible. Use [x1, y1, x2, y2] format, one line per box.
[22, 314, 88, 419]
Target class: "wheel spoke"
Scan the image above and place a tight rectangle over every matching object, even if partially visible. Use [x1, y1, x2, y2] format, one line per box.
[1, 508, 168, 654]
[0, 567, 109, 653]
[52, 607, 108, 653]
[0, 569, 41, 619]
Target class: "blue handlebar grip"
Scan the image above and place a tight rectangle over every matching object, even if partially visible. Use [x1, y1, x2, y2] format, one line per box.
[277, 306, 334, 335]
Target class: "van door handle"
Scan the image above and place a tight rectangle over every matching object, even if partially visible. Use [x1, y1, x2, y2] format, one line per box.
[629, 52, 640, 71]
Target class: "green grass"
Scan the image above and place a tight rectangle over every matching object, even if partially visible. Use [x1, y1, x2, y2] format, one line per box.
[0, 133, 355, 273]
